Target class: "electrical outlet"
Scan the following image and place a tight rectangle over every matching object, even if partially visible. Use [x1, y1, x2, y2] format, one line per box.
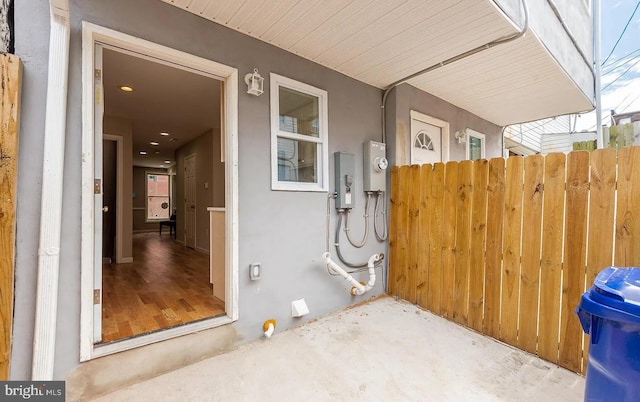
[250, 263, 261, 280]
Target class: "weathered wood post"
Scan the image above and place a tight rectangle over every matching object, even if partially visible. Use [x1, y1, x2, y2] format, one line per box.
[0, 0, 21, 381]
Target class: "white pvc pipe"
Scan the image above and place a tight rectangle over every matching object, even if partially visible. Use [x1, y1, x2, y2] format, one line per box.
[32, 0, 70, 381]
[322, 252, 381, 296]
[594, 0, 603, 147]
[264, 323, 275, 338]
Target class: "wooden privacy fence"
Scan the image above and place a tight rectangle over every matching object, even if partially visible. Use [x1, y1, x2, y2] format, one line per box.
[388, 146, 640, 374]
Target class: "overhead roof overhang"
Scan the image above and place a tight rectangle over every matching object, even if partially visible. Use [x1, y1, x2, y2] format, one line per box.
[163, 0, 594, 127]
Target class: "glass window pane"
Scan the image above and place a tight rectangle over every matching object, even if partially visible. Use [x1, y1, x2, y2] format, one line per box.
[277, 137, 318, 183]
[279, 87, 319, 137]
[469, 136, 483, 161]
[147, 174, 169, 196]
[148, 196, 170, 220]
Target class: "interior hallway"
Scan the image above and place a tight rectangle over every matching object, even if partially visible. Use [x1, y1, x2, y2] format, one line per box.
[93, 296, 584, 401]
[101, 232, 225, 343]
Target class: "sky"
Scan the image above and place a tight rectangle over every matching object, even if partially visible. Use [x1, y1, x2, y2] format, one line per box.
[575, 0, 640, 131]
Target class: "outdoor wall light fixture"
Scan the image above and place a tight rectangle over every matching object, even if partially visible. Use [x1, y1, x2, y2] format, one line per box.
[455, 128, 468, 144]
[244, 68, 264, 96]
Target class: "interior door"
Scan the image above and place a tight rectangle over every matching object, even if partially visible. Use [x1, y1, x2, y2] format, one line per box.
[185, 154, 196, 249]
[93, 43, 104, 342]
[411, 119, 442, 165]
[102, 139, 117, 261]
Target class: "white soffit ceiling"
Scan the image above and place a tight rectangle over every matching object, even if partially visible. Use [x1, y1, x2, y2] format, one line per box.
[163, 0, 592, 125]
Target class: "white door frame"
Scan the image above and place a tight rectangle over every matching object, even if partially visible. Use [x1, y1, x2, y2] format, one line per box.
[80, 22, 239, 361]
[410, 110, 450, 163]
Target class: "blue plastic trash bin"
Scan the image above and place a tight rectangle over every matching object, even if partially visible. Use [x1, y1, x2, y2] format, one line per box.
[576, 267, 640, 402]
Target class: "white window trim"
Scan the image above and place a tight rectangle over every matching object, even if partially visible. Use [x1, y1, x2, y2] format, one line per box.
[145, 171, 171, 222]
[466, 129, 486, 160]
[270, 73, 329, 192]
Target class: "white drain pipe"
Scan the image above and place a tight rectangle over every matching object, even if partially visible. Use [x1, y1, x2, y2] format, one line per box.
[323, 252, 382, 296]
[32, 0, 70, 381]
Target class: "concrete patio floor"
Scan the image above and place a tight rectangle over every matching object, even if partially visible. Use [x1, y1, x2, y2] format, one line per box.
[93, 296, 584, 402]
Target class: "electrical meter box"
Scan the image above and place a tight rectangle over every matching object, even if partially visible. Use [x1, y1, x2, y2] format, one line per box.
[334, 151, 355, 209]
[364, 141, 388, 192]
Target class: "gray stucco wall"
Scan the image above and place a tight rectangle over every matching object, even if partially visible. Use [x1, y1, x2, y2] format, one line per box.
[12, 0, 511, 384]
[387, 84, 503, 166]
[494, 0, 595, 104]
[13, 0, 387, 380]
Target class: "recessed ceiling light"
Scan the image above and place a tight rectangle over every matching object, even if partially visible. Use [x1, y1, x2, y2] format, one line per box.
[139, 151, 147, 155]
[119, 86, 134, 92]
[155, 151, 160, 154]
[165, 160, 171, 163]
[150, 141, 159, 146]
[160, 132, 170, 136]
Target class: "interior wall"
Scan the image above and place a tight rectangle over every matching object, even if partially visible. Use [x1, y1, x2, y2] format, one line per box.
[132, 167, 169, 233]
[103, 115, 133, 259]
[175, 128, 218, 252]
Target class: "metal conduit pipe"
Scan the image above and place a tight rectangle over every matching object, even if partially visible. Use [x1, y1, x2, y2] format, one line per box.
[380, 0, 529, 144]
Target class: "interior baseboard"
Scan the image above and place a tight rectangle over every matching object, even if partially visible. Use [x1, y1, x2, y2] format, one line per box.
[132, 229, 159, 234]
[196, 246, 210, 255]
[102, 258, 112, 264]
[119, 257, 134, 263]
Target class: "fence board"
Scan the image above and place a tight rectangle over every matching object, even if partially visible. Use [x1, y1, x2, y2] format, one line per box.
[407, 165, 422, 304]
[468, 159, 488, 332]
[427, 163, 445, 314]
[484, 158, 505, 338]
[500, 156, 524, 346]
[538, 153, 566, 364]
[0, 55, 22, 380]
[518, 154, 544, 354]
[453, 160, 473, 325]
[583, 148, 616, 373]
[416, 165, 432, 308]
[387, 166, 400, 296]
[395, 166, 412, 300]
[559, 151, 590, 372]
[615, 146, 640, 267]
[441, 162, 458, 319]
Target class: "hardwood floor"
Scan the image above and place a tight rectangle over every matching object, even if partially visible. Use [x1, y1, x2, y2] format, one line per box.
[101, 232, 225, 343]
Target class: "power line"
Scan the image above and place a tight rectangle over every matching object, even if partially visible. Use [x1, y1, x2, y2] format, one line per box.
[602, 0, 640, 66]
[603, 49, 640, 74]
[602, 56, 640, 91]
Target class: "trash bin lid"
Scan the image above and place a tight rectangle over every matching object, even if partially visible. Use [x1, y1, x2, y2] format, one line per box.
[591, 267, 640, 317]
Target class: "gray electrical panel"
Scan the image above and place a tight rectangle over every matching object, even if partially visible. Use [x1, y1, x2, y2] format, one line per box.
[334, 151, 355, 209]
[363, 141, 388, 192]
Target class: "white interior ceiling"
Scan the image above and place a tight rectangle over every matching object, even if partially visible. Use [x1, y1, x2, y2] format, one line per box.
[162, 0, 592, 126]
[103, 48, 221, 168]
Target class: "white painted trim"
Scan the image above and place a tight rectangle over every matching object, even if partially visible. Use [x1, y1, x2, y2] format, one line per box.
[410, 110, 450, 163]
[93, 316, 233, 358]
[81, 22, 239, 361]
[103, 134, 124, 263]
[465, 129, 486, 160]
[33, 0, 70, 381]
[270, 73, 329, 192]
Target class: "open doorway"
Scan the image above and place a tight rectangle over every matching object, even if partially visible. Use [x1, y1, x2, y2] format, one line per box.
[97, 47, 226, 344]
